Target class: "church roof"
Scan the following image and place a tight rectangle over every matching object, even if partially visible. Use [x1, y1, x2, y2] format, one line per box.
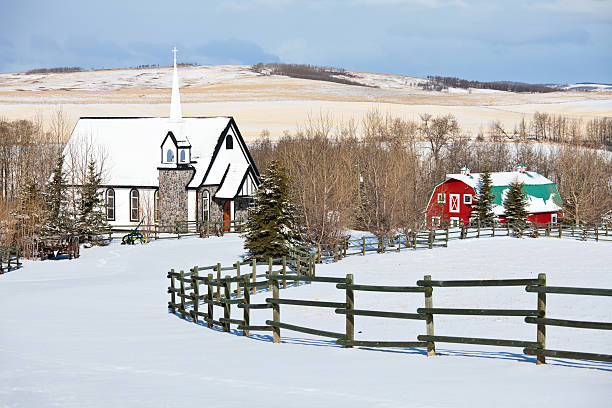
[64, 116, 232, 187]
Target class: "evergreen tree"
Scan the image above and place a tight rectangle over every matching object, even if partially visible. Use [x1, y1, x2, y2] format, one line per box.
[475, 166, 495, 226]
[243, 160, 300, 260]
[76, 159, 109, 242]
[503, 181, 528, 236]
[43, 155, 72, 236]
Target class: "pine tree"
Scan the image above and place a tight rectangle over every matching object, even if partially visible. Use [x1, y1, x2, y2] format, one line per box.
[243, 160, 300, 260]
[76, 159, 109, 242]
[475, 166, 495, 226]
[503, 181, 528, 237]
[43, 154, 72, 236]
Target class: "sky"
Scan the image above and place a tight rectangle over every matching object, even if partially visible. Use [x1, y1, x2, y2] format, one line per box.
[0, 0, 611, 84]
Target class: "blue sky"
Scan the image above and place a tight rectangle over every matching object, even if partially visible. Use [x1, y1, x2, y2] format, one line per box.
[1, 0, 611, 83]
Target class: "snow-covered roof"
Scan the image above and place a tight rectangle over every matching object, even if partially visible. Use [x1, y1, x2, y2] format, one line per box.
[445, 170, 562, 215]
[64, 116, 231, 187]
[215, 161, 250, 199]
[446, 171, 554, 189]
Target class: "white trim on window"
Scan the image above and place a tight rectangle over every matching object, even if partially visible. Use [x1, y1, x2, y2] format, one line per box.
[202, 190, 210, 222]
[551, 213, 558, 224]
[130, 189, 139, 222]
[463, 194, 472, 205]
[449, 194, 460, 213]
[450, 217, 459, 227]
[437, 193, 445, 204]
[106, 188, 115, 221]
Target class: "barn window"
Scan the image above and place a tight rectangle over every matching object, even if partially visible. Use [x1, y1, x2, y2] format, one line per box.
[166, 149, 174, 162]
[154, 190, 160, 222]
[202, 190, 210, 222]
[226, 135, 233, 149]
[432, 216, 440, 226]
[463, 194, 472, 205]
[130, 189, 139, 222]
[551, 214, 558, 224]
[180, 149, 186, 162]
[437, 193, 445, 203]
[105, 188, 115, 221]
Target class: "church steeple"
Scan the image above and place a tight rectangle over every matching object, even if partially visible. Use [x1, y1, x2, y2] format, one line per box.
[169, 47, 182, 122]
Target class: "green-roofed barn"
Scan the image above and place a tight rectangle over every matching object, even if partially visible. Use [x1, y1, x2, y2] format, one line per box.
[426, 165, 563, 227]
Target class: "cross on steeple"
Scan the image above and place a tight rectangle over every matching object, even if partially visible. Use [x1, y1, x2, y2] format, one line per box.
[169, 46, 182, 122]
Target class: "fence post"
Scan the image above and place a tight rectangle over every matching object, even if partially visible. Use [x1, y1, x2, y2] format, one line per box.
[281, 256, 287, 289]
[595, 226, 599, 242]
[334, 244, 338, 262]
[251, 259, 257, 295]
[216, 263, 221, 301]
[428, 229, 433, 249]
[179, 270, 186, 319]
[343, 239, 347, 257]
[362, 237, 366, 256]
[243, 275, 250, 336]
[296, 260, 301, 287]
[397, 235, 401, 253]
[207, 274, 213, 328]
[223, 275, 231, 332]
[272, 274, 280, 343]
[169, 269, 176, 314]
[537, 273, 546, 365]
[412, 232, 417, 250]
[235, 262, 241, 298]
[268, 257, 273, 291]
[192, 267, 199, 324]
[606, 224, 609, 236]
[558, 223, 562, 238]
[424, 275, 435, 356]
[345, 273, 354, 348]
[546, 223, 550, 237]
[445, 227, 449, 243]
[155, 224, 158, 240]
[477, 219, 481, 238]
[316, 245, 321, 263]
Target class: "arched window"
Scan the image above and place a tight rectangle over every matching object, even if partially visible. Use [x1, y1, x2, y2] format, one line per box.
[105, 188, 115, 221]
[202, 190, 210, 222]
[154, 190, 160, 222]
[180, 149, 185, 162]
[130, 189, 139, 222]
[166, 149, 174, 162]
[226, 135, 233, 150]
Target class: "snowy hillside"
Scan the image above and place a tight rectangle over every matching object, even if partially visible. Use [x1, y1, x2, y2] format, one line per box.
[1, 235, 610, 407]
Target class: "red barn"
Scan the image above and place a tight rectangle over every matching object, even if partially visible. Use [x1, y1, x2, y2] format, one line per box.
[426, 166, 563, 227]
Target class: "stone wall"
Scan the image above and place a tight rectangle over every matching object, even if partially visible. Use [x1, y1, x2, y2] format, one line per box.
[196, 185, 253, 223]
[158, 167, 194, 228]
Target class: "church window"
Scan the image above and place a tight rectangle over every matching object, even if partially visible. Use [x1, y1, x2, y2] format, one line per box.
[202, 190, 210, 222]
[226, 135, 233, 150]
[166, 149, 174, 163]
[106, 189, 115, 221]
[130, 189, 139, 222]
[180, 149, 185, 162]
[154, 190, 160, 222]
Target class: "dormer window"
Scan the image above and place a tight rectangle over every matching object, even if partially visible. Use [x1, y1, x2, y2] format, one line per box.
[226, 134, 233, 149]
[166, 149, 174, 162]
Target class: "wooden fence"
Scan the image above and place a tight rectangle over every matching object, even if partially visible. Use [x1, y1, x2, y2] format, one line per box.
[0, 247, 21, 274]
[107, 219, 246, 242]
[168, 269, 612, 365]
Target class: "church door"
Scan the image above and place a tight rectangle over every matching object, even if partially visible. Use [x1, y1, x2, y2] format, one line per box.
[223, 200, 232, 232]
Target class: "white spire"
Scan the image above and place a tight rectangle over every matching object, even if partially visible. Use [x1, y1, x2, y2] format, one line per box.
[169, 46, 182, 122]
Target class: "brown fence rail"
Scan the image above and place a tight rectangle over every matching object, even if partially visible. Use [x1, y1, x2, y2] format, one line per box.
[168, 268, 612, 366]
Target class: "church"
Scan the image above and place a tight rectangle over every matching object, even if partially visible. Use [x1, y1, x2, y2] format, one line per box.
[62, 49, 260, 228]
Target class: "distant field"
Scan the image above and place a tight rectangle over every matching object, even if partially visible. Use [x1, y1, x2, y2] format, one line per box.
[0, 65, 610, 139]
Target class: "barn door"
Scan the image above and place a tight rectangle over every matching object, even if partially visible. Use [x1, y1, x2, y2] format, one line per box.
[449, 194, 460, 213]
[223, 200, 232, 232]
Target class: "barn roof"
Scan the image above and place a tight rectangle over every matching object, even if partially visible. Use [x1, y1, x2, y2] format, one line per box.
[64, 116, 232, 187]
[444, 170, 563, 215]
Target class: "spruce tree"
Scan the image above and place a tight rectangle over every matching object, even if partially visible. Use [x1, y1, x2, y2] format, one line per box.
[503, 181, 528, 237]
[475, 166, 495, 226]
[76, 159, 109, 243]
[43, 155, 72, 236]
[243, 160, 300, 260]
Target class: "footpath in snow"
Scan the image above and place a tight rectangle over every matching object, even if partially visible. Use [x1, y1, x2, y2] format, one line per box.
[0, 235, 610, 407]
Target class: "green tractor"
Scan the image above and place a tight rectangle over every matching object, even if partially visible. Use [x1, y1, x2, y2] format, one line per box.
[121, 218, 149, 245]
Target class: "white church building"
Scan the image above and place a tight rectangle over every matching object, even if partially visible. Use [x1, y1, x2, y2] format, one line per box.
[63, 49, 260, 228]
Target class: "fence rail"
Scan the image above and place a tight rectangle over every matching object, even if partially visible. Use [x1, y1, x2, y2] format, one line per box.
[168, 268, 612, 366]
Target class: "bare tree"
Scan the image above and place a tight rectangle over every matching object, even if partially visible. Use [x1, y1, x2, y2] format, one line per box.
[420, 113, 460, 163]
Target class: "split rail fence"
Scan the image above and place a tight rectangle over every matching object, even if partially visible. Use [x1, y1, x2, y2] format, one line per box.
[0, 247, 20, 274]
[168, 267, 612, 365]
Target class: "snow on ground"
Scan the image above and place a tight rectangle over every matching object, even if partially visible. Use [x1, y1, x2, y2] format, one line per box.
[1, 235, 611, 407]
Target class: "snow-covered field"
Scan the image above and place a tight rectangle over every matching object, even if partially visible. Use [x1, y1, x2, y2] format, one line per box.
[1, 235, 610, 407]
[1, 65, 611, 139]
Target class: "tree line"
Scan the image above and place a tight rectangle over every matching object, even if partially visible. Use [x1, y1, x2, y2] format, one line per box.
[249, 111, 612, 249]
[423, 76, 557, 93]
